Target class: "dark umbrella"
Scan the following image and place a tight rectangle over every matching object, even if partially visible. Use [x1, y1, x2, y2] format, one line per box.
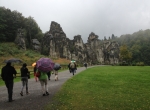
[54, 63, 61, 70]
[4, 58, 23, 63]
[36, 58, 55, 72]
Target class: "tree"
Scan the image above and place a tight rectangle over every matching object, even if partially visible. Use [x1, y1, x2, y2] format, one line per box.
[120, 45, 132, 64]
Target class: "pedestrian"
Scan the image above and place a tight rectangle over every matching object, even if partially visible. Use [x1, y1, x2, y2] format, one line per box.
[38, 71, 49, 96]
[33, 64, 38, 82]
[84, 63, 87, 69]
[74, 62, 77, 73]
[70, 62, 76, 75]
[54, 66, 61, 81]
[20, 63, 30, 96]
[68, 63, 71, 73]
[47, 71, 51, 80]
[1, 62, 17, 102]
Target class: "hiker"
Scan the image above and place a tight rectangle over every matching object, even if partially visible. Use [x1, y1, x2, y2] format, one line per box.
[47, 71, 51, 80]
[1, 62, 17, 102]
[38, 71, 49, 96]
[68, 63, 71, 73]
[70, 62, 76, 75]
[84, 63, 87, 69]
[20, 63, 30, 96]
[54, 66, 61, 81]
[33, 64, 38, 82]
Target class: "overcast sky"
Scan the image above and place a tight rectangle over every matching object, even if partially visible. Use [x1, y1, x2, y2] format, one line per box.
[1, 0, 150, 42]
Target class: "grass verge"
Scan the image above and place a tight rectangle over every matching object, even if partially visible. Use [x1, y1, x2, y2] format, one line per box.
[45, 66, 150, 110]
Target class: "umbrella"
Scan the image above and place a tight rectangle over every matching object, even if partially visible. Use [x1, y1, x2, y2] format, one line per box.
[54, 63, 61, 70]
[4, 58, 23, 63]
[32, 62, 36, 67]
[36, 58, 55, 72]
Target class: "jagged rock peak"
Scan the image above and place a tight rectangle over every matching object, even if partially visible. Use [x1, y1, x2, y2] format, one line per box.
[88, 32, 99, 42]
[49, 21, 66, 38]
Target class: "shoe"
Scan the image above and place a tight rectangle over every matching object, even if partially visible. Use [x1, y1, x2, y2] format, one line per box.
[26, 92, 29, 95]
[46, 91, 49, 95]
[43, 94, 46, 96]
[8, 99, 15, 102]
[20, 92, 23, 96]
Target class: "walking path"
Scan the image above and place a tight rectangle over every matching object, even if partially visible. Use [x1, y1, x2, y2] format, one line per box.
[0, 67, 88, 110]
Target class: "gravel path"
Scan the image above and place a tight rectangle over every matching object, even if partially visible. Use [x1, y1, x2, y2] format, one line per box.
[0, 67, 87, 110]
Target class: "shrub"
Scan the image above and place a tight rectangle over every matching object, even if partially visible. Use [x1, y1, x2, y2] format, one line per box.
[136, 62, 144, 66]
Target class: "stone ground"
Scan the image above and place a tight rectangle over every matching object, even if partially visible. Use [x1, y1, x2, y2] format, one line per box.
[0, 67, 88, 110]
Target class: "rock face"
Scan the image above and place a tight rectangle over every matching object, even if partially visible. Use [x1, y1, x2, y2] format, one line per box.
[14, 28, 26, 50]
[41, 21, 120, 65]
[31, 39, 41, 51]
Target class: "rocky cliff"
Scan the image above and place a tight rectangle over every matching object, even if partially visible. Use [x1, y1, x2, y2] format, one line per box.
[41, 21, 120, 65]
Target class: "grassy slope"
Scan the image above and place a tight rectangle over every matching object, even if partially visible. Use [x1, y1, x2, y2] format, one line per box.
[0, 42, 70, 66]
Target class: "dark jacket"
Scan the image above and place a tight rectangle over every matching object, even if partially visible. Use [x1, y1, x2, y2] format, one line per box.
[20, 67, 29, 77]
[1, 64, 17, 81]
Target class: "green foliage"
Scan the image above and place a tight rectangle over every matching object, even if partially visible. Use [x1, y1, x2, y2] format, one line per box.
[116, 29, 150, 65]
[136, 62, 144, 66]
[25, 51, 34, 58]
[0, 42, 47, 65]
[0, 6, 43, 47]
[120, 45, 132, 64]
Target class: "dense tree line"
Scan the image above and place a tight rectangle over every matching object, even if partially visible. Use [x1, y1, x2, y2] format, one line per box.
[0, 6, 43, 48]
[115, 29, 150, 65]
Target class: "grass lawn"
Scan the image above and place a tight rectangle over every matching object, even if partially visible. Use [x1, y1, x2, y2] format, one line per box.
[45, 66, 150, 110]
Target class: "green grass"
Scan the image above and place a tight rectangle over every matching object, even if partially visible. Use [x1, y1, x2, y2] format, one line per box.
[45, 66, 150, 110]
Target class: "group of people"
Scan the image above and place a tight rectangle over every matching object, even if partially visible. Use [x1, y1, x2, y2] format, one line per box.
[1, 61, 82, 102]
[1, 62, 61, 102]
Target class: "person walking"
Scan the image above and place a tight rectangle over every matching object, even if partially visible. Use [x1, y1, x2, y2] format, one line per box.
[33, 64, 38, 82]
[70, 62, 76, 75]
[1, 62, 17, 102]
[84, 63, 87, 69]
[20, 63, 30, 96]
[47, 71, 51, 80]
[38, 71, 49, 96]
[53, 65, 61, 81]
[68, 63, 71, 73]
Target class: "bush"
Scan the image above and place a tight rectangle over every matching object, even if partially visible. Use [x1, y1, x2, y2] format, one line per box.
[136, 62, 144, 66]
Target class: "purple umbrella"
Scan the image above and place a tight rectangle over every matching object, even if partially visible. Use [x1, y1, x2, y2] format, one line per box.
[36, 58, 55, 72]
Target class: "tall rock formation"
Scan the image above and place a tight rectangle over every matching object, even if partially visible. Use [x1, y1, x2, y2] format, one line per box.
[41, 21, 119, 65]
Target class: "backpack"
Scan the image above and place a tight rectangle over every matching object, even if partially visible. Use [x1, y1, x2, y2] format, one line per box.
[70, 63, 75, 69]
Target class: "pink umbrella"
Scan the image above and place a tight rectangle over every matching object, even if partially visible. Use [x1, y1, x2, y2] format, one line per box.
[36, 58, 55, 72]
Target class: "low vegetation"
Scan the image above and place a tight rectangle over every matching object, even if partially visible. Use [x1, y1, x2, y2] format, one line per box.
[0, 42, 70, 66]
[45, 66, 150, 110]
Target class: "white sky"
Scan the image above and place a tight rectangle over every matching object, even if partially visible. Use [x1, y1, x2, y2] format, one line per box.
[0, 0, 150, 42]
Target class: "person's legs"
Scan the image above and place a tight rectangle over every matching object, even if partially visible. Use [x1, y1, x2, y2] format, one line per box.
[5, 80, 14, 102]
[72, 69, 75, 75]
[25, 78, 29, 94]
[20, 79, 25, 96]
[47, 72, 50, 80]
[34, 73, 38, 82]
[40, 79, 46, 96]
[44, 79, 49, 95]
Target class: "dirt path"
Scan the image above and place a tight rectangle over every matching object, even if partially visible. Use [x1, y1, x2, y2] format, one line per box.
[0, 67, 88, 110]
